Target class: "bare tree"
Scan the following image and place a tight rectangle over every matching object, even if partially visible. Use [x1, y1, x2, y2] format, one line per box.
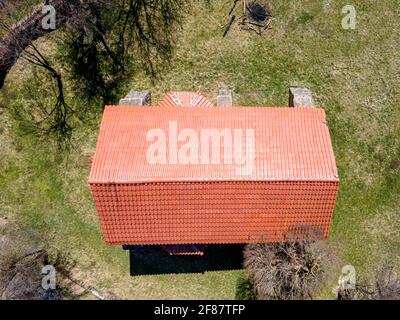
[0, 0, 186, 141]
[23, 43, 73, 140]
[339, 266, 400, 300]
[0, 0, 82, 89]
[372, 266, 400, 300]
[0, 0, 184, 90]
[244, 240, 335, 300]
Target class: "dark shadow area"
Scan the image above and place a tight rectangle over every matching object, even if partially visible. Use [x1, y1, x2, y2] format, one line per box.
[127, 245, 244, 276]
[235, 274, 257, 300]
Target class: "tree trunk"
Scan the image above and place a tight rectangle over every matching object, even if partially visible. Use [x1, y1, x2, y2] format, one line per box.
[0, 0, 81, 89]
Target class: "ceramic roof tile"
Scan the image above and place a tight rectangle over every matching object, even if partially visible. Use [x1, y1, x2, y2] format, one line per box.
[89, 92, 339, 245]
[89, 106, 338, 184]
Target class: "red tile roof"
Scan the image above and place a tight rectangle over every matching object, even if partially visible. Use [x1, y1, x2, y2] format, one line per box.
[89, 92, 339, 246]
[159, 91, 214, 108]
[89, 106, 338, 184]
[91, 181, 338, 245]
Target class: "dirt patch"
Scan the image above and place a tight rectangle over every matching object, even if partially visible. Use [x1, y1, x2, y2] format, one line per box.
[0, 216, 9, 227]
[0, 249, 61, 300]
[0, 234, 60, 300]
[77, 153, 93, 169]
[390, 159, 400, 170]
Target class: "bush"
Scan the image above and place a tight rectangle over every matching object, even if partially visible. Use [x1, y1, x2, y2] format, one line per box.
[372, 266, 400, 299]
[339, 266, 400, 300]
[244, 241, 332, 300]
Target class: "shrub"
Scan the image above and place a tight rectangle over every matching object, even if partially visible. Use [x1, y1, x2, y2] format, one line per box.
[244, 241, 332, 300]
[339, 266, 400, 300]
[372, 266, 400, 299]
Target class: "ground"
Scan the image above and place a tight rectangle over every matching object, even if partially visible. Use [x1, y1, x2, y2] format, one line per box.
[0, 0, 399, 299]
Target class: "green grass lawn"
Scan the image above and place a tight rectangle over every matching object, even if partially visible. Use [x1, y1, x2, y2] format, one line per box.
[0, 0, 399, 299]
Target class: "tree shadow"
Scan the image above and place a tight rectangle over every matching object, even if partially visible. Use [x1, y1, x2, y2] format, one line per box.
[127, 245, 244, 276]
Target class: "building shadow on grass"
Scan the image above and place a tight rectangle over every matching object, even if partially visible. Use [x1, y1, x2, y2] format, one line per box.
[127, 245, 244, 276]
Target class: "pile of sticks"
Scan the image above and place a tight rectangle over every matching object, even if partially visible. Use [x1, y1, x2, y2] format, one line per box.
[223, 0, 274, 37]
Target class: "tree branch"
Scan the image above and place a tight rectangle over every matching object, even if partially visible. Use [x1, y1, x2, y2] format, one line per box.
[0, 0, 82, 89]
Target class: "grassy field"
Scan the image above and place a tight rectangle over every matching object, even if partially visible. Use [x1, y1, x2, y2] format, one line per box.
[0, 0, 399, 299]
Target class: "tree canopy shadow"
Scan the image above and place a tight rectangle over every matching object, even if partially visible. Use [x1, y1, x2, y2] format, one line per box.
[127, 245, 244, 276]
